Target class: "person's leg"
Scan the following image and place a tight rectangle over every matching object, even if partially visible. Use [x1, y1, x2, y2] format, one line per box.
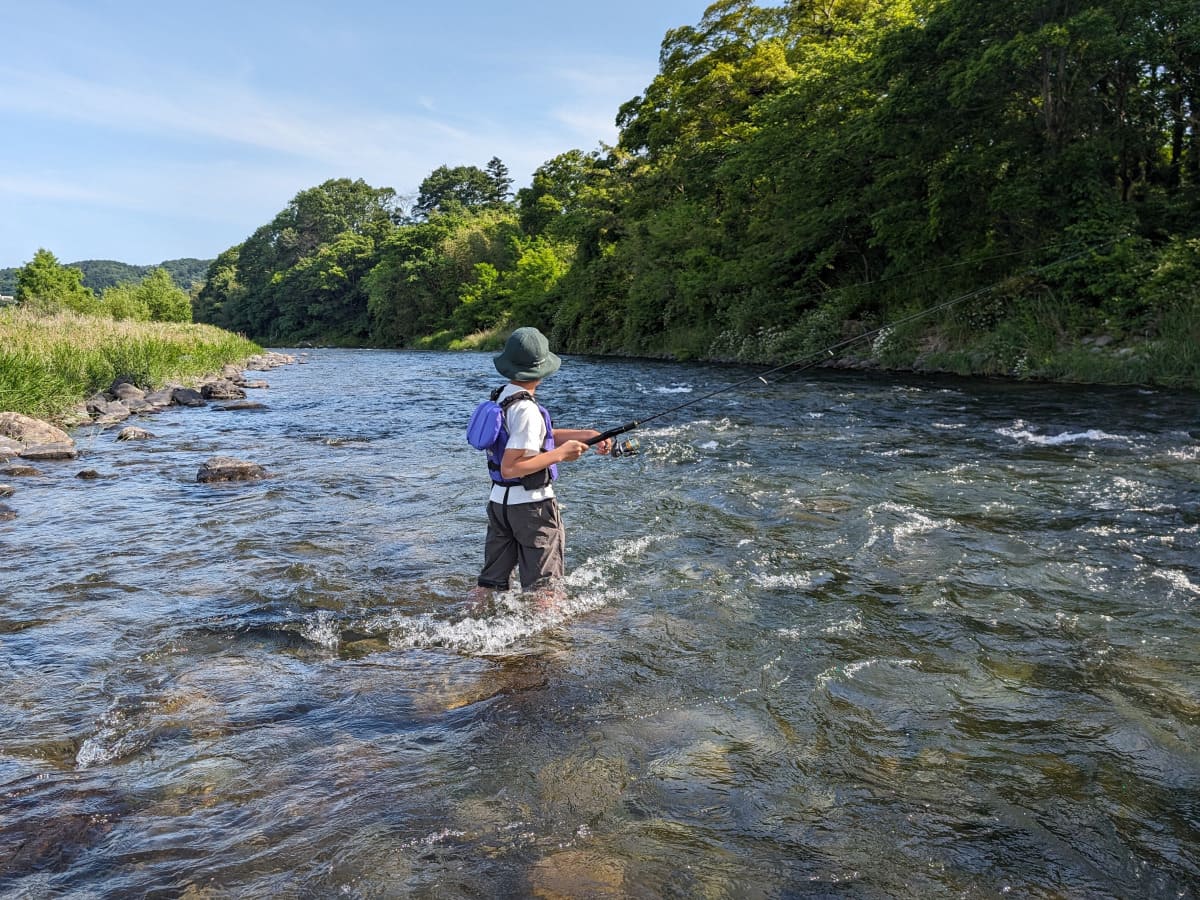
[477, 501, 519, 590]
[511, 499, 566, 591]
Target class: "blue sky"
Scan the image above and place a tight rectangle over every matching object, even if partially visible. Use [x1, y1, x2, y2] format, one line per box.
[0, 0, 708, 268]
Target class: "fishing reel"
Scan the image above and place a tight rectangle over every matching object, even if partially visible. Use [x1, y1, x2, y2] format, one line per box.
[611, 437, 640, 458]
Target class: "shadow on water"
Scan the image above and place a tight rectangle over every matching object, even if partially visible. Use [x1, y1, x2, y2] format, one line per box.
[1, 351, 1198, 896]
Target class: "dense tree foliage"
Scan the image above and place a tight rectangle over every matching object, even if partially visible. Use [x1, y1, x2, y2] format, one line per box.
[189, 0, 1198, 386]
[15, 249, 99, 315]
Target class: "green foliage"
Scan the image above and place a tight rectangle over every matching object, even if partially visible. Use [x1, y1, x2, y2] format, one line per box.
[414, 161, 512, 219]
[15, 249, 101, 315]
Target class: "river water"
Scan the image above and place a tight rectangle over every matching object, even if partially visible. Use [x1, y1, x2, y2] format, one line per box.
[1, 349, 1197, 897]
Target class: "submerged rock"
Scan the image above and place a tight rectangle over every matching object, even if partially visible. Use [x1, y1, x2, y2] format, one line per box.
[197, 456, 267, 483]
[76, 469, 101, 479]
[117, 426, 155, 441]
[0, 483, 13, 496]
[0, 503, 15, 521]
[530, 850, 625, 899]
[0, 464, 41, 477]
[213, 401, 267, 412]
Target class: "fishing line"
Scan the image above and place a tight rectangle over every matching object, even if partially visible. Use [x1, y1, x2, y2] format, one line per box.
[585, 236, 1122, 449]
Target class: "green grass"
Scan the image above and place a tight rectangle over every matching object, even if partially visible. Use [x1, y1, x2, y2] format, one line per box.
[0, 309, 262, 422]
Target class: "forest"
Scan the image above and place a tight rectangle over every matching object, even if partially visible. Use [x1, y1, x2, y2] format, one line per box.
[189, 0, 1199, 386]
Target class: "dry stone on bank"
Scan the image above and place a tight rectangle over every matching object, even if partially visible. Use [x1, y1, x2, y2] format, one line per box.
[201, 380, 246, 401]
[0, 412, 71, 446]
[0, 412, 79, 461]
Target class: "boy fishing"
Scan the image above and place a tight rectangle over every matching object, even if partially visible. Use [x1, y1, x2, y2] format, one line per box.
[469, 327, 610, 603]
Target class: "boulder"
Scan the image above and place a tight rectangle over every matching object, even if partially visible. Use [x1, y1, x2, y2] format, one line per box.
[171, 387, 206, 407]
[0, 484, 13, 497]
[76, 470, 101, 480]
[94, 403, 132, 424]
[0, 412, 72, 446]
[112, 382, 146, 402]
[0, 437, 21, 461]
[197, 456, 267, 483]
[144, 388, 176, 408]
[117, 426, 155, 441]
[220, 364, 244, 383]
[201, 380, 247, 401]
[19, 442, 79, 461]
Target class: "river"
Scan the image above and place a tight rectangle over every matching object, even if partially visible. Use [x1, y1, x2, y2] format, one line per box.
[1, 349, 1197, 897]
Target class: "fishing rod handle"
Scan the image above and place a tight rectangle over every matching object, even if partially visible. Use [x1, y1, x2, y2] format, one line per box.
[586, 421, 640, 446]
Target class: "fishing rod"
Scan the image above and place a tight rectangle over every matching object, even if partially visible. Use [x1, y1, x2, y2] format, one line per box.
[585, 237, 1121, 453]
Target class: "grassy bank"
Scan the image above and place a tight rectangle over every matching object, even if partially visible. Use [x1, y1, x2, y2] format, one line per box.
[0, 309, 262, 422]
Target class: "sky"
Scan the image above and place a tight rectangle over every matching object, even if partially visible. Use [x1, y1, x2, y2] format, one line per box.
[0, 0, 709, 268]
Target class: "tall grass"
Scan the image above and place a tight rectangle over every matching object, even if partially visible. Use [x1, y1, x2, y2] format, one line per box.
[0, 309, 262, 422]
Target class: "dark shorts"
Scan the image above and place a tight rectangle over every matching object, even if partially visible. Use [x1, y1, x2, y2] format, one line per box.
[478, 497, 565, 591]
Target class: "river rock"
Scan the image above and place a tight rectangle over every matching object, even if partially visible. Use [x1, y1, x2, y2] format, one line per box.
[241, 380, 270, 390]
[213, 401, 267, 412]
[201, 380, 246, 401]
[0, 504, 15, 521]
[112, 382, 146, 402]
[0, 437, 20, 461]
[220, 364, 245, 383]
[0, 484, 13, 497]
[76, 469, 101, 479]
[530, 850, 625, 899]
[1, 464, 41, 477]
[197, 456, 266, 483]
[0, 412, 72, 446]
[19, 441, 80, 461]
[172, 387, 206, 407]
[244, 352, 295, 371]
[144, 387, 176, 408]
[117, 426, 155, 441]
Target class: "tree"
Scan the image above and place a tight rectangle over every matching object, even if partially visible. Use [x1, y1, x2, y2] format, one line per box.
[15, 249, 100, 315]
[486, 156, 514, 204]
[139, 268, 192, 322]
[413, 165, 496, 218]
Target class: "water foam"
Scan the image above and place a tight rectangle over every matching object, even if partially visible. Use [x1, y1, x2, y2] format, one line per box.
[361, 534, 662, 655]
[997, 419, 1132, 446]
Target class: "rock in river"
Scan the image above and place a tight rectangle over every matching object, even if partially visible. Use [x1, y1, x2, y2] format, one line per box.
[197, 456, 267, 483]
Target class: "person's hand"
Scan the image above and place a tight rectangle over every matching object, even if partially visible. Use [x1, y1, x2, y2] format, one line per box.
[595, 438, 612, 455]
[558, 440, 588, 462]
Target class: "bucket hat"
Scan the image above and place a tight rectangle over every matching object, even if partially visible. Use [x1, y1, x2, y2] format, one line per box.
[493, 327, 561, 381]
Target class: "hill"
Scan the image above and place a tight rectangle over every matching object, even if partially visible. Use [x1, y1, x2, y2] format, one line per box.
[0, 257, 212, 295]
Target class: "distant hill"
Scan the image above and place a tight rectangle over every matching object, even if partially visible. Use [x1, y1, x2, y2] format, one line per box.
[0, 257, 213, 296]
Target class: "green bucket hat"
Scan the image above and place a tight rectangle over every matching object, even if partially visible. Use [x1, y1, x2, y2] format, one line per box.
[494, 327, 562, 381]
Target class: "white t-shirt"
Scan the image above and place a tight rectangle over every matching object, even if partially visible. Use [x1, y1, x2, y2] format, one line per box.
[488, 384, 555, 505]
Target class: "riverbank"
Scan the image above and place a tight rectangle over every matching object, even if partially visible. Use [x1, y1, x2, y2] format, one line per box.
[0, 309, 264, 423]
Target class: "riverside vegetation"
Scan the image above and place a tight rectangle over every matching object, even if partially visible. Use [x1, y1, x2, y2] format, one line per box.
[0, 308, 261, 422]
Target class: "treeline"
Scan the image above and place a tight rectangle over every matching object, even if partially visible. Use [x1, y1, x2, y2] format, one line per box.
[0, 258, 209, 296]
[11, 249, 193, 323]
[195, 0, 1199, 385]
